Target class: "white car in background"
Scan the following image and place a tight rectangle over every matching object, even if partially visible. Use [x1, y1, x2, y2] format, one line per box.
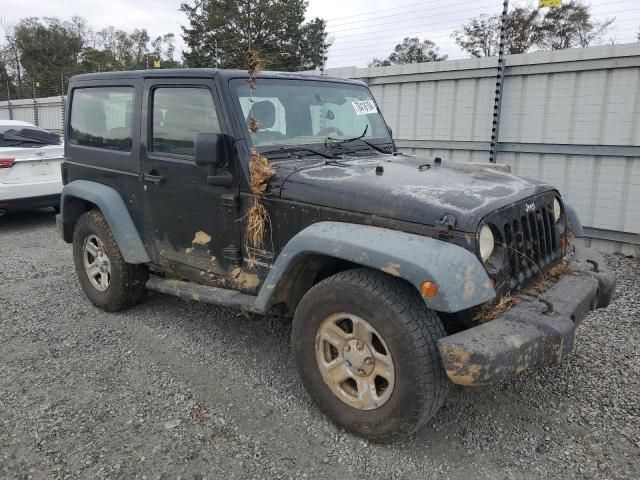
[0, 120, 64, 216]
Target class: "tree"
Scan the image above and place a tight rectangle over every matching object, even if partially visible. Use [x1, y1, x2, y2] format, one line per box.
[507, 7, 543, 54]
[13, 17, 85, 85]
[150, 33, 181, 68]
[539, 1, 614, 50]
[180, 0, 329, 71]
[453, 14, 500, 58]
[1, 20, 24, 89]
[454, 2, 613, 57]
[370, 37, 446, 67]
[0, 15, 182, 96]
[453, 7, 543, 58]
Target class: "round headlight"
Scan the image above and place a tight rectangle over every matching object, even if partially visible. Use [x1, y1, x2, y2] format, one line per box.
[553, 198, 562, 223]
[479, 225, 495, 262]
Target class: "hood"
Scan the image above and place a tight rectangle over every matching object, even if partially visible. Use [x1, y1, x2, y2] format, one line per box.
[276, 154, 553, 232]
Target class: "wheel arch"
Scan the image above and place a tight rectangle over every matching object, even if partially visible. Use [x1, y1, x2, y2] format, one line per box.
[255, 222, 496, 314]
[58, 180, 150, 264]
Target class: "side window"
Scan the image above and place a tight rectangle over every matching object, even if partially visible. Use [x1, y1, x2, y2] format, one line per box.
[70, 87, 134, 151]
[151, 87, 220, 157]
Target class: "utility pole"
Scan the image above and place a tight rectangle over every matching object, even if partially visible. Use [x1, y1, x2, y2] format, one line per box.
[489, 0, 509, 163]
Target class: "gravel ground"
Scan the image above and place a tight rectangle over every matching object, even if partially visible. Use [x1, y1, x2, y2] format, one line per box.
[1, 210, 639, 480]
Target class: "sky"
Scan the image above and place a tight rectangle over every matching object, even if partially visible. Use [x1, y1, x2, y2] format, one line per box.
[2, 0, 639, 68]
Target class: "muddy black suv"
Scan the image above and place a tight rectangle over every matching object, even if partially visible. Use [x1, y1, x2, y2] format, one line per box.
[57, 69, 615, 441]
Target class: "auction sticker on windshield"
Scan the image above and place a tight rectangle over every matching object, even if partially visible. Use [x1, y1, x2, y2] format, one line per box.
[352, 100, 378, 115]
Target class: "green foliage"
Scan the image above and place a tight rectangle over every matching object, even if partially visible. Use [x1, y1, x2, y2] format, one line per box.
[452, 14, 500, 58]
[180, 0, 329, 70]
[370, 37, 447, 67]
[0, 16, 181, 99]
[453, 2, 613, 57]
[507, 7, 544, 54]
[14, 17, 85, 85]
[452, 8, 544, 57]
[539, 1, 614, 50]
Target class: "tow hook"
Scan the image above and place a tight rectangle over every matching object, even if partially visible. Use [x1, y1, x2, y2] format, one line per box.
[586, 259, 599, 272]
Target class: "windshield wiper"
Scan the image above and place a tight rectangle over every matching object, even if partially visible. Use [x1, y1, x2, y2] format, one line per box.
[260, 145, 335, 160]
[326, 125, 393, 154]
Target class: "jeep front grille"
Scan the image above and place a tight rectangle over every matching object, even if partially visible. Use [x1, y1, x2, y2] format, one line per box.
[482, 194, 564, 293]
[502, 202, 561, 290]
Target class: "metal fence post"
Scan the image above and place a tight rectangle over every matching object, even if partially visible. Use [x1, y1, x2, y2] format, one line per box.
[6, 79, 14, 120]
[60, 73, 66, 135]
[32, 80, 39, 126]
[489, 0, 509, 163]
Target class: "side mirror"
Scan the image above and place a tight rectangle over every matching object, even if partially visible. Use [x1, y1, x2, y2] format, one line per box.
[194, 133, 232, 168]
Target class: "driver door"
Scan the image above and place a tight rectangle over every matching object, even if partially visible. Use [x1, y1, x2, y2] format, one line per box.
[141, 79, 241, 285]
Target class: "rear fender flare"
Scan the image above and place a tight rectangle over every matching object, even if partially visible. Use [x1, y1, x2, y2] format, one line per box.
[255, 221, 496, 313]
[59, 180, 150, 264]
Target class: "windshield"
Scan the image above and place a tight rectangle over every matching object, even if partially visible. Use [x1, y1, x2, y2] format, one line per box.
[231, 78, 392, 150]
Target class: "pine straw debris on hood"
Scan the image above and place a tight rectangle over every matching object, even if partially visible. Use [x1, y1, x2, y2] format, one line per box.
[244, 149, 275, 268]
[245, 197, 271, 254]
[529, 260, 576, 294]
[248, 117, 261, 133]
[248, 149, 275, 196]
[245, 49, 264, 91]
[473, 260, 576, 323]
[243, 47, 273, 268]
[473, 294, 520, 323]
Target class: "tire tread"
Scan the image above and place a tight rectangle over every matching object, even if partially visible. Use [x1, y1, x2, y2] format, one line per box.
[293, 267, 449, 441]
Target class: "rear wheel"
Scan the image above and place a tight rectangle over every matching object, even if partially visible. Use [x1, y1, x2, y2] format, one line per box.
[72, 210, 148, 312]
[292, 268, 449, 441]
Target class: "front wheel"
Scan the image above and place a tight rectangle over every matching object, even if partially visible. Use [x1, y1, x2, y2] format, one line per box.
[72, 210, 148, 312]
[292, 268, 449, 442]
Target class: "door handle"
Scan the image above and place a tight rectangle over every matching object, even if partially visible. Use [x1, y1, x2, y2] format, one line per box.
[143, 171, 165, 184]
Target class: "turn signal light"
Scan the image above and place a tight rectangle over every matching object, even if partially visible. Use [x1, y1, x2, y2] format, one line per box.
[421, 281, 438, 297]
[0, 158, 15, 169]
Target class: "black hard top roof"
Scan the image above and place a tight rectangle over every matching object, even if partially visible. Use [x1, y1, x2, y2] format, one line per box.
[70, 68, 365, 86]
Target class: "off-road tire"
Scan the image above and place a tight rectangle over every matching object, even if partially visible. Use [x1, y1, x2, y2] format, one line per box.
[72, 209, 148, 312]
[292, 268, 449, 442]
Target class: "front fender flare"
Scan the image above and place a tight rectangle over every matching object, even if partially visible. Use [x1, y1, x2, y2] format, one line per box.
[564, 202, 584, 238]
[59, 180, 150, 264]
[255, 222, 496, 313]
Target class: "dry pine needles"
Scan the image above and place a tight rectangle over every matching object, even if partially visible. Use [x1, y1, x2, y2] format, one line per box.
[473, 260, 575, 323]
[244, 151, 275, 267]
[245, 49, 264, 91]
[242, 48, 275, 268]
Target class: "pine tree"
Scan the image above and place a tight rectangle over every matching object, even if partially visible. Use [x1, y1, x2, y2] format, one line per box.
[180, 0, 329, 70]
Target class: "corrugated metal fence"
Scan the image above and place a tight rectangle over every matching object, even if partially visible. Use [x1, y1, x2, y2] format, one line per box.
[324, 44, 640, 255]
[0, 95, 65, 135]
[1, 44, 638, 254]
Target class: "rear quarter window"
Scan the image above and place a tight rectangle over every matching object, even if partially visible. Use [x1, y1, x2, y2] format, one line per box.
[69, 87, 134, 151]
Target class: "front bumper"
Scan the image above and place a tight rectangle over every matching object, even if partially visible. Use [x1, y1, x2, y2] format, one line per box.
[437, 246, 616, 386]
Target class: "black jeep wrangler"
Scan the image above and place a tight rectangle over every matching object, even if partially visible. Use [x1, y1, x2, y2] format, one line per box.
[57, 69, 616, 441]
